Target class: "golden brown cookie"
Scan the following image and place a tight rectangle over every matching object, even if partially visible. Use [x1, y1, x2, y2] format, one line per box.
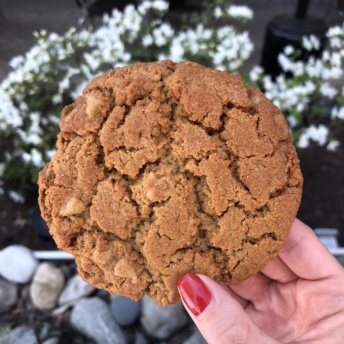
[38, 61, 303, 305]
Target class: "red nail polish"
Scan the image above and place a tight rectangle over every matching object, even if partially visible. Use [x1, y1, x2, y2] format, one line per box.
[178, 273, 212, 316]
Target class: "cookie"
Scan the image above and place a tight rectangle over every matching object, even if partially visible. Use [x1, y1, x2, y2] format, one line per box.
[38, 60, 303, 305]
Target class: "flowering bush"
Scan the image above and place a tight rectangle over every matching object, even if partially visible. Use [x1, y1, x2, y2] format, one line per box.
[0, 0, 254, 200]
[0, 0, 343, 202]
[249, 25, 344, 150]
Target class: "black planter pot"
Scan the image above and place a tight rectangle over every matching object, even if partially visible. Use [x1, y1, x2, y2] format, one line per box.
[261, 0, 328, 78]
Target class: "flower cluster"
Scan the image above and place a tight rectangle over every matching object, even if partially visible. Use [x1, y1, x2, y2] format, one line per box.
[250, 23, 344, 150]
[0, 0, 254, 200]
[158, 2, 253, 72]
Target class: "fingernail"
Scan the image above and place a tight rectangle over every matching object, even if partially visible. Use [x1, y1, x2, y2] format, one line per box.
[177, 273, 212, 317]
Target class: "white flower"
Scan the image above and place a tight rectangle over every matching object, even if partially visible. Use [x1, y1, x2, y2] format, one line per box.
[48, 32, 59, 41]
[296, 103, 305, 113]
[329, 37, 342, 49]
[142, 34, 153, 47]
[302, 35, 320, 51]
[321, 66, 343, 79]
[152, 23, 174, 47]
[152, 0, 169, 12]
[293, 61, 305, 76]
[214, 6, 223, 18]
[59, 77, 70, 91]
[159, 23, 174, 37]
[18, 129, 41, 145]
[138, 0, 168, 15]
[304, 80, 317, 94]
[278, 53, 293, 72]
[297, 124, 329, 148]
[331, 106, 344, 120]
[8, 190, 25, 203]
[305, 58, 323, 78]
[287, 115, 298, 128]
[327, 25, 343, 38]
[52, 93, 63, 105]
[250, 66, 264, 82]
[262, 75, 274, 90]
[284, 45, 295, 56]
[46, 149, 57, 160]
[327, 141, 340, 151]
[0, 89, 22, 130]
[122, 5, 142, 40]
[164, 35, 185, 61]
[31, 149, 44, 167]
[227, 5, 253, 20]
[9, 55, 25, 69]
[320, 82, 338, 99]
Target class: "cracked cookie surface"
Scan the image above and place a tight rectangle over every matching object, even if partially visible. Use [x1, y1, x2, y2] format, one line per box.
[38, 60, 303, 305]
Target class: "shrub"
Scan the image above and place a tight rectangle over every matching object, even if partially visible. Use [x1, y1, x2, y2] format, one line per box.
[249, 25, 344, 150]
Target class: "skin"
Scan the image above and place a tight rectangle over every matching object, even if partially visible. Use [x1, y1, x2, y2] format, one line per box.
[180, 219, 344, 343]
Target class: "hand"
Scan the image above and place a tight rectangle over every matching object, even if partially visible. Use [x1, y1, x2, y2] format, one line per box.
[178, 219, 344, 343]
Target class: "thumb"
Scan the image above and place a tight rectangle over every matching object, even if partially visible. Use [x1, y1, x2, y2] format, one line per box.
[178, 273, 279, 344]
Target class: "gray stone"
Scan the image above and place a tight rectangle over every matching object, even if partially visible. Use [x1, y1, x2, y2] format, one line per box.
[0, 279, 18, 314]
[140, 296, 189, 339]
[110, 295, 140, 326]
[0, 245, 38, 284]
[183, 329, 207, 344]
[0, 326, 38, 344]
[134, 332, 148, 344]
[42, 338, 59, 344]
[30, 262, 65, 311]
[70, 297, 127, 344]
[58, 274, 95, 306]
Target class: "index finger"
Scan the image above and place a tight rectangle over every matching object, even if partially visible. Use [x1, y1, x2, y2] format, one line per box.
[278, 218, 344, 280]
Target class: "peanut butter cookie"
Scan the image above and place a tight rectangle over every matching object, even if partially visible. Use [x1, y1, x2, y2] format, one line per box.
[38, 61, 303, 305]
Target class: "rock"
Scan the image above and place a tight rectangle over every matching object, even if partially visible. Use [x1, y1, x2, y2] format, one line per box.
[51, 303, 73, 316]
[183, 329, 207, 344]
[0, 279, 18, 314]
[0, 245, 38, 283]
[134, 332, 148, 344]
[58, 274, 95, 306]
[0, 326, 38, 344]
[110, 295, 140, 326]
[70, 297, 127, 344]
[42, 338, 59, 344]
[140, 296, 189, 339]
[30, 262, 65, 311]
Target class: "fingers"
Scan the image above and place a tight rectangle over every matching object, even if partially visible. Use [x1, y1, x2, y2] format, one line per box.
[229, 273, 271, 304]
[178, 273, 279, 344]
[278, 219, 344, 280]
[227, 257, 297, 305]
[261, 255, 298, 283]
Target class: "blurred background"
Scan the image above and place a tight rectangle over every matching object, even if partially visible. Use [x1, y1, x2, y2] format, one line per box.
[0, 1, 344, 343]
[0, 0, 342, 79]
